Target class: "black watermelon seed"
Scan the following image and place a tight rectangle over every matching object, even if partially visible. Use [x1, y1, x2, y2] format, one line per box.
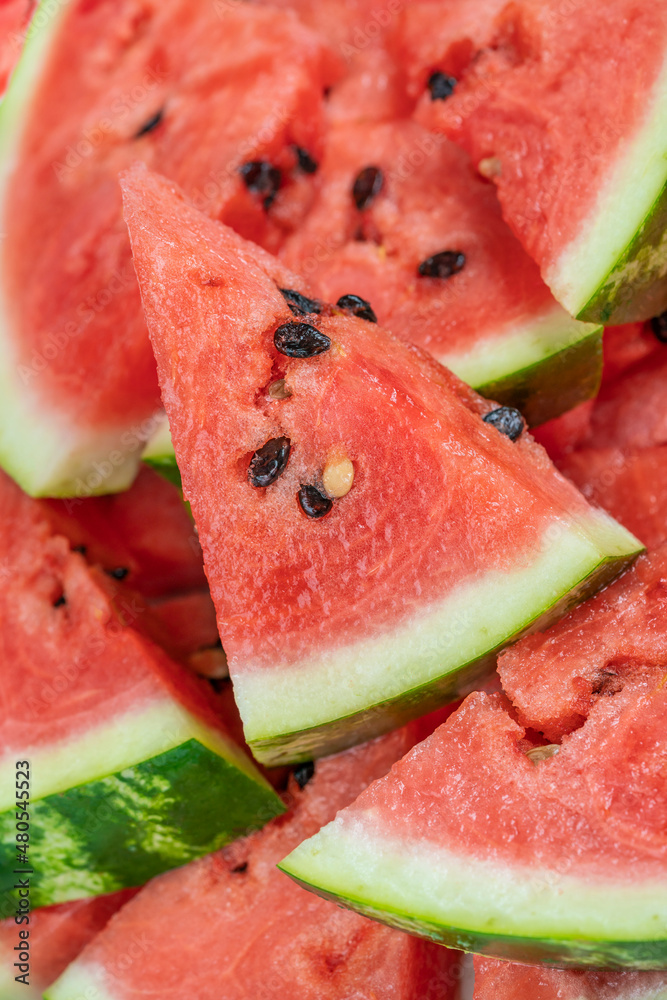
[279, 288, 323, 317]
[298, 484, 333, 519]
[295, 146, 318, 174]
[352, 166, 384, 211]
[72, 545, 87, 555]
[274, 321, 331, 358]
[134, 108, 164, 138]
[427, 71, 457, 101]
[293, 761, 315, 788]
[107, 566, 130, 580]
[336, 293, 377, 324]
[231, 861, 248, 874]
[239, 161, 282, 209]
[650, 310, 667, 342]
[418, 250, 466, 279]
[248, 437, 291, 488]
[53, 594, 66, 608]
[483, 406, 525, 442]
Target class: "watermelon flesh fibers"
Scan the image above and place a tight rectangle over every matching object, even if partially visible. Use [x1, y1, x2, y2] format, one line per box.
[0, 469, 284, 907]
[0, 0, 338, 496]
[47, 720, 460, 1000]
[122, 165, 641, 765]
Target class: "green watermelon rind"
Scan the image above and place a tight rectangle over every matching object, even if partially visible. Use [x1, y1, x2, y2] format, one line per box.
[0, 704, 283, 908]
[280, 821, 667, 970]
[548, 55, 667, 325]
[441, 307, 602, 427]
[239, 512, 642, 766]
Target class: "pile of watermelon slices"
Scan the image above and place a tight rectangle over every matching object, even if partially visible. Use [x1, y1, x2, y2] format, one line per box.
[0, 0, 666, 996]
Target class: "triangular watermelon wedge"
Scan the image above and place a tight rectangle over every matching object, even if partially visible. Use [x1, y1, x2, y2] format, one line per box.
[280, 554, 667, 967]
[122, 165, 642, 766]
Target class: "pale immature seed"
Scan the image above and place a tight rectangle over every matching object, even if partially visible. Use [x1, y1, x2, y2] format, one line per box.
[323, 449, 354, 499]
[525, 744, 560, 764]
[478, 156, 502, 179]
[268, 379, 292, 400]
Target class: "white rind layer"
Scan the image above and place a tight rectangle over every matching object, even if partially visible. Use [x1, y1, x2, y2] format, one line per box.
[438, 304, 600, 390]
[547, 52, 667, 322]
[234, 510, 641, 748]
[0, 698, 266, 812]
[282, 814, 667, 945]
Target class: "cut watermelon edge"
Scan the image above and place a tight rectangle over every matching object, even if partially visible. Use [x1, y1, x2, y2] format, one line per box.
[548, 54, 667, 325]
[280, 817, 667, 969]
[238, 510, 642, 766]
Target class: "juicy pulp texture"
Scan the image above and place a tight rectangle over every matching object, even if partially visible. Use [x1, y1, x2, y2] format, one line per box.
[281, 682, 667, 967]
[0, 470, 283, 906]
[474, 957, 667, 1000]
[413, 0, 667, 323]
[0, 891, 137, 1000]
[47, 724, 459, 1000]
[122, 167, 640, 764]
[281, 118, 601, 425]
[498, 545, 667, 740]
[0, 0, 338, 495]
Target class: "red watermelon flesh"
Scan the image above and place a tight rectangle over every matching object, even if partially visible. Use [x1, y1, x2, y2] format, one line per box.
[280, 116, 599, 425]
[0, 890, 137, 999]
[558, 447, 667, 554]
[474, 956, 667, 1000]
[498, 545, 667, 741]
[601, 324, 659, 387]
[412, 1, 667, 324]
[40, 464, 205, 599]
[122, 165, 639, 763]
[47, 722, 459, 1000]
[582, 352, 667, 453]
[0, 0, 338, 496]
[281, 675, 667, 966]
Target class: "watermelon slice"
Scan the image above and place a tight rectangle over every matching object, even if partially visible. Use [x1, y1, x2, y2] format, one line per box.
[281, 117, 602, 426]
[0, 890, 137, 1000]
[0, 470, 284, 908]
[47, 719, 459, 1000]
[0, 0, 338, 497]
[409, 0, 667, 324]
[122, 166, 641, 765]
[474, 956, 667, 1000]
[281, 673, 667, 967]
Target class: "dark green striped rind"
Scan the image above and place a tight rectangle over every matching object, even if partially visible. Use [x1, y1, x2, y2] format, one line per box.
[475, 324, 602, 428]
[579, 181, 667, 325]
[282, 872, 667, 970]
[0, 739, 283, 908]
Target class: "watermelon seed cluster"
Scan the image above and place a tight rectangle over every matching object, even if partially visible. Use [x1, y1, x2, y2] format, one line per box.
[239, 160, 282, 210]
